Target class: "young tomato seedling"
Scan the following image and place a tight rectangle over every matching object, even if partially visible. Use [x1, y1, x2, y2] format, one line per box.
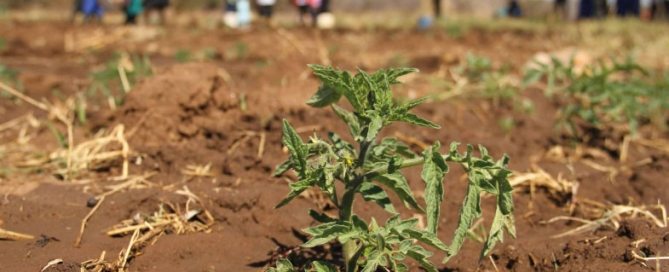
[272, 65, 515, 272]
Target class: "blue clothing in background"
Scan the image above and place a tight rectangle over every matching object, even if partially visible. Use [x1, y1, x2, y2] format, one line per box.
[81, 0, 103, 17]
[237, 0, 251, 26]
[127, 0, 143, 16]
[81, 0, 104, 17]
[579, 0, 596, 18]
[617, 0, 640, 16]
[508, 1, 523, 17]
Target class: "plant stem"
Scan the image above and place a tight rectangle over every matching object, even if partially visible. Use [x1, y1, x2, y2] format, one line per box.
[340, 139, 374, 272]
[340, 176, 363, 272]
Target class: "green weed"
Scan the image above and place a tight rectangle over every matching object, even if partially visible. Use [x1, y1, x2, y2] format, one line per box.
[224, 41, 249, 61]
[272, 66, 515, 271]
[174, 49, 192, 63]
[0, 63, 21, 98]
[88, 52, 152, 107]
[524, 56, 669, 135]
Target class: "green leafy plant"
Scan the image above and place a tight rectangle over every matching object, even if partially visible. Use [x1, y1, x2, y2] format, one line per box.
[224, 41, 249, 61]
[273, 65, 515, 271]
[524, 56, 669, 135]
[435, 53, 533, 115]
[174, 49, 192, 63]
[0, 63, 21, 98]
[0, 37, 7, 53]
[88, 52, 152, 107]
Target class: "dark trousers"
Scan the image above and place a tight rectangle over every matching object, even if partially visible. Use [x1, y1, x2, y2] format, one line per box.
[579, 0, 596, 18]
[617, 0, 640, 16]
[125, 14, 137, 24]
[258, 5, 273, 18]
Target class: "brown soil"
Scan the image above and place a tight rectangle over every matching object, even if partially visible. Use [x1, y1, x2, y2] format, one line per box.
[1, 21, 668, 272]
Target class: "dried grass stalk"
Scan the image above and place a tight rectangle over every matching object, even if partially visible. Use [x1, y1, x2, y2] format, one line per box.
[0, 228, 34, 240]
[545, 203, 667, 238]
[49, 125, 130, 180]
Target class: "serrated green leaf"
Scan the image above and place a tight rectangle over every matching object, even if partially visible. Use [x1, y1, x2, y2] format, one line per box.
[370, 138, 417, 159]
[384, 216, 417, 233]
[375, 173, 422, 211]
[275, 177, 313, 208]
[396, 113, 440, 129]
[346, 244, 366, 272]
[498, 178, 514, 215]
[331, 104, 361, 138]
[282, 120, 308, 176]
[365, 115, 384, 142]
[406, 246, 437, 272]
[273, 160, 293, 177]
[480, 206, 511, 259]
[375, 67, 419, 85]
[473, 170, 498, 194]
[421, 142, 448, 234]
[522, 68, 543, 86]
[397, 97, 429, 112]
[309, 209, 336, 223]
[310, 261, 337, 272]
[307, 84, 342, 108]
[404, 229, 448, 252]
[309, 64, 362, 111]
[303, 222, 351, 248]
[268, 259, 295, 272]
[444, 183, 481, 262]
[359, 182, 396, 213]
[361, 250, 384, 272]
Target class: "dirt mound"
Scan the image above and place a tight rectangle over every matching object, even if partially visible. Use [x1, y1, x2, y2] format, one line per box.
[97, 63, 258, 175]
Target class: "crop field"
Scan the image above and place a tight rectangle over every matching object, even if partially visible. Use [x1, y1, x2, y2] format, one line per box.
[0, 9, 669, 272]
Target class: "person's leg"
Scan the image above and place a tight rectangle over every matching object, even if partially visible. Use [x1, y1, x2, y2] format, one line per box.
[159, 0, 169, 24]
[144, 8, 151, 24]
[298, 5, 308, 24]
[320, 0, 330, 13]
[310, 7, 318, 27]
[630, 0, 640, 15]
[617, 0, 626, 16]
[159, 9, 166, 25]
[126, 14, 136, 24]
[72, 0, 81, 22]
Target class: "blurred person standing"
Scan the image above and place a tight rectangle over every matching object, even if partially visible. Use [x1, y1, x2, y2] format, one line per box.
[124, 0, 143, 24]
[307, 0, 322, 26]
[71, 0, 83, 22]
[661, 0, 669, 19]
[319, 0, 331, 13]
[309, 0, 334, 28]
[143, 0, 170, 25]
[81, 0, 105, 22]
[222, 0, 238, 28]
[433, 0, 442, 18]
[639, 0, 653, 19]
[616, 0, 640, 16]
[579, 0, 597, 18]
[256, 0, 276, 20]
[555, 0, 569, 19]
[507, 0, 523, 17]
[237, 0, 252, 27]
[294, 0, 310, 25]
